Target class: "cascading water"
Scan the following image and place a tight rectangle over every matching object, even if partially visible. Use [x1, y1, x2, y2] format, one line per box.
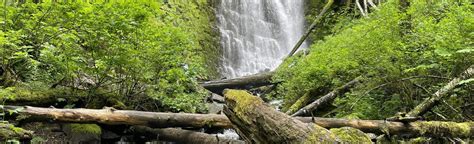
[216, 0, 307, 140]
[217, 0, 307, 78]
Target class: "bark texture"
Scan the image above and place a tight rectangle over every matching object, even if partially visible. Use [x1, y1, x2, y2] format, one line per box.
[200, 71, 275, 94]
[130, 126, 244, 144]
[2, 106, 231, 129]
[407, 65, 474, 117]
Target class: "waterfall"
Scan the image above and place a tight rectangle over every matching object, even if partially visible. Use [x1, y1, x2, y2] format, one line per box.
[216, 0, 307, 78]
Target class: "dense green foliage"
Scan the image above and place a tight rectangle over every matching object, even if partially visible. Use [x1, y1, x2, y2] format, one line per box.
[0, 0, 218, 112]
[0, 0, 471, 142]
[274, 0, 473, 120]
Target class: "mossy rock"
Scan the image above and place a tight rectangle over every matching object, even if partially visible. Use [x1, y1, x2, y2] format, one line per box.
[64, 124, 101, 135]
[0, 122, 33, 140]
[304, 124, 339, 143]
[330, 127, 372, 143]
[63, 124, 101, 143]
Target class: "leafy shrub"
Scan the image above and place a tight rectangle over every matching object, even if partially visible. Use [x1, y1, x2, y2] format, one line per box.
[0, 1, 217, 112]
[274, 0, 473, 119]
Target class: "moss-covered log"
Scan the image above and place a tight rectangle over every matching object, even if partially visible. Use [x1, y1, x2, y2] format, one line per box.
[130, 126, 244, 144]
[4, 87, 84, 107]
[223, 89, 371, 143]
[0, 123, 33, 140]
[289, 77, 361, 116]
[200, 71, 275, 94]
[2, 106, 231, 129]
[3, 86, 125, 109]
[407, 65, 474, 117]
[297, 117, 474, 138]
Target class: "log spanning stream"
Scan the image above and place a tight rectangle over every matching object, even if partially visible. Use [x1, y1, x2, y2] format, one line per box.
[216, 0, 307, 78]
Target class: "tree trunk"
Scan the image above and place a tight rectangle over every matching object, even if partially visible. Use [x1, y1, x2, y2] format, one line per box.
[297, 117, 474, 138]
[130, 126, 244, 144]
[223, 89, 371, 143]
[290, 77, 361, 116]
[406, 65, 474, 117]
[200, 71, 275, 94]
[3, 106, 232, 129]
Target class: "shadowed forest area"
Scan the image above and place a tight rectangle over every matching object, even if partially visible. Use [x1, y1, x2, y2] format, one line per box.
[0, 0, 473, 143]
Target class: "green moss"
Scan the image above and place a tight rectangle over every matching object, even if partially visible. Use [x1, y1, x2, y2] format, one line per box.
[412, 122, 473, 137]
[285, 93, 311, 114]
[330, 127, 371, 143]
[7, 84, 84, 106]
[407, 137, 430, 144]
[304, 124, 338, 143]
[223, 90, 262, 124]
[0, 123, 33, 140]
[64, 124, 101, 136]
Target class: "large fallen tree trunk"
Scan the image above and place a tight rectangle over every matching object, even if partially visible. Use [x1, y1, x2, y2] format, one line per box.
[2, 106, 232, 129]
[406, 65, 474, 117]
[200, 71, 275, 94]
[130, 126, 244, 144]
[289, 77, 361, 116]
[223, 89, 371, 143]
[296, 117, 474, 138]
[4, 105, 473, 138]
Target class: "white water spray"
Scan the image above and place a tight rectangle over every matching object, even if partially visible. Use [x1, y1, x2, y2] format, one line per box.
[216, 0, 307, 78]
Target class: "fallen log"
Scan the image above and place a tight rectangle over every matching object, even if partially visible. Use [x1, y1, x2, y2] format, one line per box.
[130, 126, 244, 144]
[406, 65, 474, 117]
[289, 77, 361, 116]
[3, 105, 473, 138]
[2, 106, 232, 129]
[0, 122, 33, 140]
[297, 117, 474, 138]
[200, 71, 275, 94]
[223, 89, 371, 143]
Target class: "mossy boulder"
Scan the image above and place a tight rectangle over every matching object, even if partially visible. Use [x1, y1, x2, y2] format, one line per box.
[330, 127, 372, 143]
[0, 122, 33, 140]
[63, 124, 101, 144]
